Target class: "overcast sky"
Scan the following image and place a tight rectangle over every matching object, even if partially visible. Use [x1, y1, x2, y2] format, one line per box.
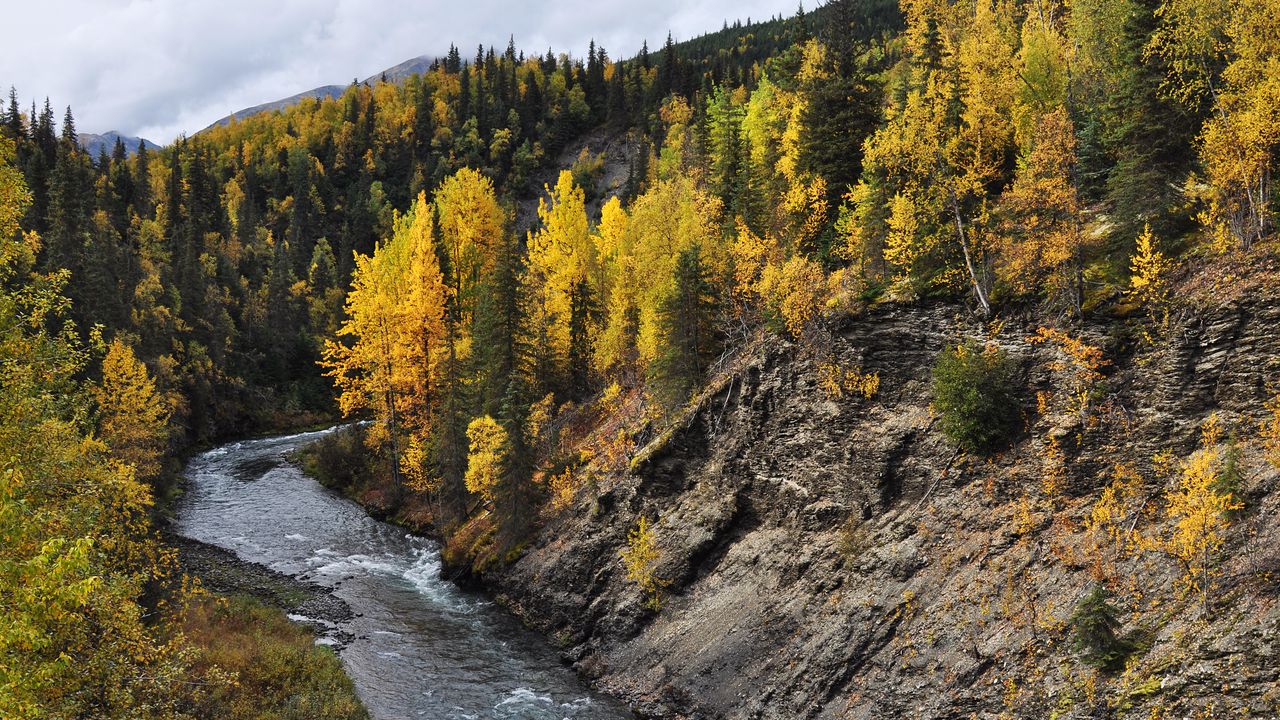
[2, 0, 798, 143]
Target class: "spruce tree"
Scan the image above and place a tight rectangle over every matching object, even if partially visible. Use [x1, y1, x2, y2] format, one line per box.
[648, 244, 721, 409]
[1069, 584, 1133, 671]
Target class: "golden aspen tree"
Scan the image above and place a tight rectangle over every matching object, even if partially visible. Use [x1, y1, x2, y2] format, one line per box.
[620, 515, 668, 611]
[464, 415, 507, 505]
[589, 196, 635, 380]
[1150, 0, 1280, 250]
[94, 338, 170, 482]
[526, 171, 597, 392]
[322, 193, 449, 491]
[656, 96, 696, 180]
[395, 194, 450, 489]
[623, 177, 724, 371]
[396, 194, 449, 429]
[849, 0, 1017, 314]
[1165, 416, 1243, 616]
[434, 167, 506, 327]
[998, 108, 1089, 314]
[946, 0, 1018, 315]
[322, 242, 403, 475]
[1127, 224, 1173, 323]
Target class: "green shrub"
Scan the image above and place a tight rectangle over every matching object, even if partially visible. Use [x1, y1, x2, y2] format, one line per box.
[296, 425, 377, 492]
[182, 595, 368, 719]
[931, 341, 1019, 454]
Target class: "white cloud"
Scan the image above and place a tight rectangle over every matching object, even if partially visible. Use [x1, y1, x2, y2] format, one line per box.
[3, 0, 796, 143]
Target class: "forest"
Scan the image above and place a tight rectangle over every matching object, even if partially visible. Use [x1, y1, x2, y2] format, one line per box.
[2, 0, 1279, 715]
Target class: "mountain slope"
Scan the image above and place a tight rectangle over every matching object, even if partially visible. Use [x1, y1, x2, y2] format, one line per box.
[201, 84, 346, 131]
[199, 53, 439, 132]
[483, 297, 1280, 719]
[79, 130, 155, 156]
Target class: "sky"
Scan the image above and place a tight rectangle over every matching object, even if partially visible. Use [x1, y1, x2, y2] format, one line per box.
[2, 0, 799, 144]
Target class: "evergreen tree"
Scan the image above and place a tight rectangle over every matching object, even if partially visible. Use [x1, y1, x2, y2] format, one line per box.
[1069, 584, 1132, 671]
[648, 244, 721, 408]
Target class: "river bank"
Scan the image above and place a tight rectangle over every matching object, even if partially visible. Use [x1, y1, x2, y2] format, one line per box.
[168, 532, 356, 646]
[295, 298, 1280, 718]
[173, 428, 633, 720]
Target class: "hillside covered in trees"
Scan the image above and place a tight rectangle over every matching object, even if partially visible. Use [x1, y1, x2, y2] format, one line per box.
[3, 0, 1280, 716]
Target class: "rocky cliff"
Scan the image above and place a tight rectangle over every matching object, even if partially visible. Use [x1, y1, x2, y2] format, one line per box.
[485, 299, 1280, 719]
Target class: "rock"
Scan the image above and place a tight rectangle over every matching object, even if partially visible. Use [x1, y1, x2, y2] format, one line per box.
[481, 299, 1280, 719]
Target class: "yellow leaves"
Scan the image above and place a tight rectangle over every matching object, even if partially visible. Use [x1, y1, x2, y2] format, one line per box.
[782, 175, 829, 253]
[464, 415, 507, 505]
[593, 196, 629, 295]
[1164, 441, 1240, 608]
[884, 191, 930, 280]
[527, 171, 596, 365]
[817, 362, 881, 400]
[1013, 9, 1071, 148]
[93, 338, 170, 482]
[732, 223, 827, 339]
[730, 222, 773, 304]
[1151, 0, 1280, 249]
[547, 467, 578, 512]
[759, 255, 827, 339]
[527, 392, 558, 451]
[400, 434, 436, 494]
[0, 138, 31, 243]
[621, 177, 724, 369]
[321, 191, 449, 471]
[620, 515, 668, 611]
[1260, 394, 1280, 469]
[998, 108, 1087, 311]
[1088, 464, 1147, 557]
[434, 168, 505, 321]
[1127, 224, 1173, 323]
[1031, 327, 1108, 429]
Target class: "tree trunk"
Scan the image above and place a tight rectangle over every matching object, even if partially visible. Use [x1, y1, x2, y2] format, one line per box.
[949, 188, 992, 317]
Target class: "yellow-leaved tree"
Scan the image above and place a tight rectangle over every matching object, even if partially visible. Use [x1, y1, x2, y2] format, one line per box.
[94, 338, 171, 482]
[623, 176, 724, 372]
[527, 171, 598, 395]
[464, 415, 508, 505]
[1165, 416, 1243, 616]
[1149, 0, 1280, 250]
[847, 0, 1018, 314]
[0, 136, 192, 718]
[434, 167, 505, 328]
[322, 192, 449, 494]
[998, 108, 1089, 315]
[1127, 224, 1174, 324]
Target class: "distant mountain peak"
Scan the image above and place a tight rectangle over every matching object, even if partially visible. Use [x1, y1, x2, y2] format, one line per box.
[200, 53, 442, 133]
[79, 130, 155, 156]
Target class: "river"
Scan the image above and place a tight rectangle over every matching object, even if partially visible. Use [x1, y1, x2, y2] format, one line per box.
[173, 427, 633, 720]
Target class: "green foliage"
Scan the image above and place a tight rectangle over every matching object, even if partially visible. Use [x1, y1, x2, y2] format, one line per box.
[1069, 584, 1134, 672]
[931, 341, 1019, 454]
[295, 425, 381, 494]
[0, 137, 191, 719]
[648, 244, 722, 410]
[180, 595, 368, 720]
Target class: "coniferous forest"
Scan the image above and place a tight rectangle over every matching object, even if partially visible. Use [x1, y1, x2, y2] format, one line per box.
[3, 0, 1280, 716]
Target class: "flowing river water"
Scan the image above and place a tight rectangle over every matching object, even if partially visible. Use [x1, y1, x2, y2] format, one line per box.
[174, 427, 632, 720]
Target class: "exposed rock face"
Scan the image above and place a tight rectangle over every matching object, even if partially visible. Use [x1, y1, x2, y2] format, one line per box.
[485, 301, 1280, 719]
